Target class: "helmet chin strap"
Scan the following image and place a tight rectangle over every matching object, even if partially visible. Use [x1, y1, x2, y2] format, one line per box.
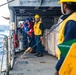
[61, 4, 66, 15]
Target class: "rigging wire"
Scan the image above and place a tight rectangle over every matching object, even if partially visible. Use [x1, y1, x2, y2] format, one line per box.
[0, 0, 15, 7]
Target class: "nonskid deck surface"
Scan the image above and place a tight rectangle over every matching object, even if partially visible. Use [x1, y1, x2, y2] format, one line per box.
[9, 51, 57, 75]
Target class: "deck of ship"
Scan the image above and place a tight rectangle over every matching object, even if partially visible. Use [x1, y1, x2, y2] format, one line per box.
[9, 51, 57, 75]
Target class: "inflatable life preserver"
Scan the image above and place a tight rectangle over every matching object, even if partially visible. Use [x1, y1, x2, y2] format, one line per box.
[14, 33, 18, 48]
[24, 27, 30, 31]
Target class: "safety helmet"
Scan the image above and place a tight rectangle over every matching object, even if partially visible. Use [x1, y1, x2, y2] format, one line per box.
[58, 0, 76, 4]
[35, 14, 40, 19]
[24, 18, 31, 22]
[29, 18, 33, 21]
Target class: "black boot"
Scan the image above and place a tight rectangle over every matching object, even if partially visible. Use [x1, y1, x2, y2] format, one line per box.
[37, 53, 43, 57]
[31, 50, 36, 54]
[31, 51, 36, 53]
[34, 53, 39, 56]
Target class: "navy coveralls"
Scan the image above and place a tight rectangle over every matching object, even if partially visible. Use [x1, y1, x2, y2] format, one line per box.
[56, 11, 76, 71]
[35, 23, 44, 54]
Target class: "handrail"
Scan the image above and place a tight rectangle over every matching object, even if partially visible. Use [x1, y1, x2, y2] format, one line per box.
[0, 36, 10, 75]
[0, 44, 5, 74]
[5, 36, 9, 75]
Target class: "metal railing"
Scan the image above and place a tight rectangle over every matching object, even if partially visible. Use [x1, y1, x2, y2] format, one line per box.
[0, 40, 5, 74]
[0, 36, 15, 75]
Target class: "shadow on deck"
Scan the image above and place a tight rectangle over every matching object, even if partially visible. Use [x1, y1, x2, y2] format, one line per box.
[9, 51, 57, 75]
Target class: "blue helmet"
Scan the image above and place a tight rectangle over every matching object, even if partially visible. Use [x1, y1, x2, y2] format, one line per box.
[29, 18, 33, 21]
[25, 18, 31, 22]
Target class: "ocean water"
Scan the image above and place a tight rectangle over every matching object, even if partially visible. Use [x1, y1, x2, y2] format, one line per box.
[0, 25, 9, 71]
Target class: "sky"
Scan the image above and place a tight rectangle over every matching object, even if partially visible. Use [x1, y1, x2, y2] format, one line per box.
[0, 0, 10, 25]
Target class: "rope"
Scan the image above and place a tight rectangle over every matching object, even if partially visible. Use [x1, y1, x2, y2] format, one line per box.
[32, 20, 63, 49]
[21, 20, 63, 57]
[0, 0, 15, 7]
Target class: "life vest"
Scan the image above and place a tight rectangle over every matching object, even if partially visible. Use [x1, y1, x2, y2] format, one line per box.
[27, 29, 34, 37]
[57, 12, 76, 59]
[34, 21, 42, 35]
[24, 27, 30, 32]
[27, 22, 34, 37]
[24, 23, 29, 32]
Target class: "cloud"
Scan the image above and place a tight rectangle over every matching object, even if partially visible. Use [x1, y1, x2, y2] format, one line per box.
[0, 0, 10, 25]
[0, 16, 9, 25]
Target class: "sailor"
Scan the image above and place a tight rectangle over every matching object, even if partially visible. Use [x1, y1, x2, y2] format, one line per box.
[23, 23, 30, 48]
[34, 14, 44, 57]
[55, 0, 76, 75]
[25, 18, 36, 53]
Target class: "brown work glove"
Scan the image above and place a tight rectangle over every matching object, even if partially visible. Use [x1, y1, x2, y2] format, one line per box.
[40, 36, 43, 40]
